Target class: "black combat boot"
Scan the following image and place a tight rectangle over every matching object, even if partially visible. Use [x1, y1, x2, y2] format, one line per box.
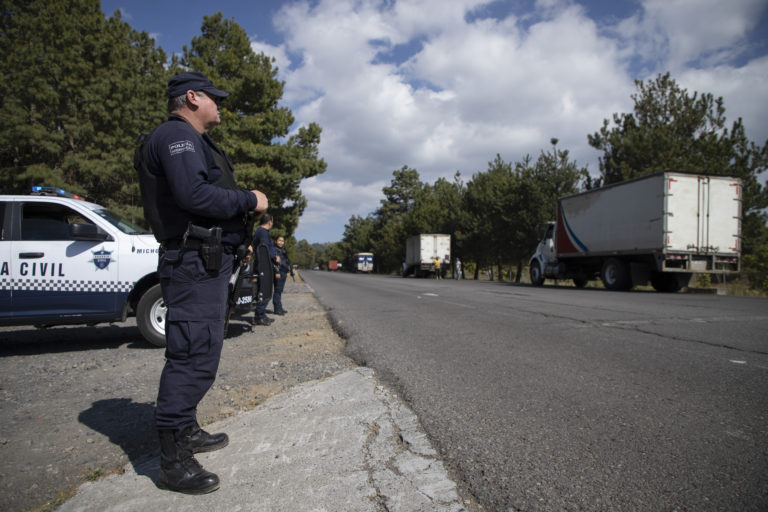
[179, 422, 229, 453]
[157, 429, 220, 494]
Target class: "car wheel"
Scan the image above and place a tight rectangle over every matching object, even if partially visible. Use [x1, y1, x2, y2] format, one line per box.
[137, 284, 167, 347]
[530, 260, 544, 286]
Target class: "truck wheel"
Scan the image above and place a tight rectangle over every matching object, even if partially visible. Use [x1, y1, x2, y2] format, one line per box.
[573, 276, 588, 288]
[601, 258, 631, 291]
[137, 284, 167, 347]
[651, 272, 686, 293]
[530, 261, 545, 286]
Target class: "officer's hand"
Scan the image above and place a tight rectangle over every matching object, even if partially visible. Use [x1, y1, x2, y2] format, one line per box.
[251, 190, 268, 213]
[276, 273, 281, 279]
[276, 255, 281, 263]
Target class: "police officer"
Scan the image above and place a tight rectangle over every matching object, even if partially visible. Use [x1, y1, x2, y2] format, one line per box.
[272, 235, 293, 315]
[252, 214, 277, 325]
[137, 71, 268, 494]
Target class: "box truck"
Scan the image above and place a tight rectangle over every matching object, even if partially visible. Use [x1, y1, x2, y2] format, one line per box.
[528, 172, 741, 292]
[403, 234, 451, 277]
[354, 252, 374, 272]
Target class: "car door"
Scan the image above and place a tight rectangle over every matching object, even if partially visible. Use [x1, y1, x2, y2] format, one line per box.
[0, 201, 12, 316]
[10, 200, 119, 321]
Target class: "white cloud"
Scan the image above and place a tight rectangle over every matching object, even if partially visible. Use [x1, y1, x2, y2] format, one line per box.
[677, 56, 768, 144]
[638, 0, 766, 69]
[614, 0, 768, 146]
[250, 41, 291, 76]
[258, 0, 768, 242]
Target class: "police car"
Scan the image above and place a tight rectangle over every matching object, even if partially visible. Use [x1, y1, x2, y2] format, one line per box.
[0, 187, 167, 346]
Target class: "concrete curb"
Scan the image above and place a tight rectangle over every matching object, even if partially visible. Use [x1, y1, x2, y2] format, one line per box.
[57, 368, 467, 512]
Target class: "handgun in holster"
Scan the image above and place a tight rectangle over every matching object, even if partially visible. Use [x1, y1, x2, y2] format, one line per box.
[184, 222, 223, 270]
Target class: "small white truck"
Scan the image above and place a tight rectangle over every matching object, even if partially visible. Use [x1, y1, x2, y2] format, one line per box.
[403, 234, 451, 278]
[354, 252, 374, 273]
[528, 172, 741, 292]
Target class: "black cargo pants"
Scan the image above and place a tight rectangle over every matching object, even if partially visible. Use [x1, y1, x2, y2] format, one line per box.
[155, 247, 233, 433]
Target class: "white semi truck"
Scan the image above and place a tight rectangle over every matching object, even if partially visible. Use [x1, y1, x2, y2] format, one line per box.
[528, 172, 741, 292]
[403, 234, 451, 277]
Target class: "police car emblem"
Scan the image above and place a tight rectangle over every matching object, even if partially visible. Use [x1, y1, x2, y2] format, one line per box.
[89, 248, 114, 270]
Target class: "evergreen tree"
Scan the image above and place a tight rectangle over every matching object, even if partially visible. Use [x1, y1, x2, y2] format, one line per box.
[371, 166, 424, 273]
[463, 155, 517, 280]
[174, 13, 326, 238]
[430, 172, 467, 266]
[0, 0, 167, 221]
[293, 239, 317, 269]
[340, 215, 376, 257]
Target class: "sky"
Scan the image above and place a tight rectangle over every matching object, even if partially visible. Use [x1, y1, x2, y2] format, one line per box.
[102, 0, 768, 243]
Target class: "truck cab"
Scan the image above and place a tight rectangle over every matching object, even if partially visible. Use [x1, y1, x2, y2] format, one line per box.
[534, 222, 556, 268]
[529, 221, 590, 288]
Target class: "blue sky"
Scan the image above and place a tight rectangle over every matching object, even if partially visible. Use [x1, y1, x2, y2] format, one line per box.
[102, 0, 768, 243]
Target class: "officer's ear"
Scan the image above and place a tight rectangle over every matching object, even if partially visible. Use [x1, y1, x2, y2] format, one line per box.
[186, 90, 203, 109]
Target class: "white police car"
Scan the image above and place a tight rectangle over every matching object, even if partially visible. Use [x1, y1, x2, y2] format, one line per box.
[0, 187, 167, 346]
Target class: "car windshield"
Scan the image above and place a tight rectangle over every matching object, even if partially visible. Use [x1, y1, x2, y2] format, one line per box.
[92, 209, 151, 235]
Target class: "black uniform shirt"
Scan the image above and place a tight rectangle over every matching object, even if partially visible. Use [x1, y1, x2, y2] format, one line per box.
[275, 246, 291, 273]
[146, 115, 258, 246]
[253, 226, 276, 257]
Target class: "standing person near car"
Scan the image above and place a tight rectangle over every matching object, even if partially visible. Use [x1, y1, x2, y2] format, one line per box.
[455, 258, 462, 280]
[136, 71, 268, 495]
[252, 214, 277, 325]
[272, 235, 294, 315]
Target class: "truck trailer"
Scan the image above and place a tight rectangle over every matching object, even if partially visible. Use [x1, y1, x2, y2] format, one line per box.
[528, 172, 741, 292]
[403, 234, 451, 277]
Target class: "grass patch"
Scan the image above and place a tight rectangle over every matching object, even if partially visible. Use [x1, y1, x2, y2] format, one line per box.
[26, 489, 75, 512]
[85, 468, 104, 481]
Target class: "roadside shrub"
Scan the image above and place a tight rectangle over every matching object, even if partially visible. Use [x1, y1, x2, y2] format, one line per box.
[743, 245, 768, 291]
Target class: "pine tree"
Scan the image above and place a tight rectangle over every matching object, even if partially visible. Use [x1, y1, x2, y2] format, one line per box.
[0, 0, 167, 221]
[174, 13, 326, 237]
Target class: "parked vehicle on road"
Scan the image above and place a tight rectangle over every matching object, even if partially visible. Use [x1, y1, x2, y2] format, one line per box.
[403, 234, 451, 277]
[0, 187, 166, 345]
[354, 252, 374, 273]
[528, 172, 741, 292]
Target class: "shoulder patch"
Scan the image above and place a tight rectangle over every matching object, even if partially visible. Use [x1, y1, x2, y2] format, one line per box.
[168, 140, 196, 156]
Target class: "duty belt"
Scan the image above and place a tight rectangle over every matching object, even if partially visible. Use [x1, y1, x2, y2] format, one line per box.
[161, 238, 202, 251]
[161, 239, 235, 253]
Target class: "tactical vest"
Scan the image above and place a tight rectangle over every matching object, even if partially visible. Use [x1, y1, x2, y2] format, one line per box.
[134, 118, 240, 242]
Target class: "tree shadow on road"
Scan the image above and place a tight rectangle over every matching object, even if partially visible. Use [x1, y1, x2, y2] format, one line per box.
[78, 398, 159, 481]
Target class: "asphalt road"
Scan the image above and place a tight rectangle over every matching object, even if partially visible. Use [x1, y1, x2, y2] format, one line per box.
[302, 271, 768, 512]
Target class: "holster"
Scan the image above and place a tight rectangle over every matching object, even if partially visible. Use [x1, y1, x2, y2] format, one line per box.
[184, 223, 223, 270]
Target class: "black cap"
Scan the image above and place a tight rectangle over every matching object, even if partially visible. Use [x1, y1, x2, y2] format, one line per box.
[166, 71, 229, 98]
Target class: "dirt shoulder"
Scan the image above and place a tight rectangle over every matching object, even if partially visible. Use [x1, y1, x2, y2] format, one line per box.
[0, 274, 354, 512]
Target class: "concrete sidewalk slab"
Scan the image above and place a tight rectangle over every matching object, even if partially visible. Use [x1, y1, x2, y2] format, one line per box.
[57, 368, 467, 512]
